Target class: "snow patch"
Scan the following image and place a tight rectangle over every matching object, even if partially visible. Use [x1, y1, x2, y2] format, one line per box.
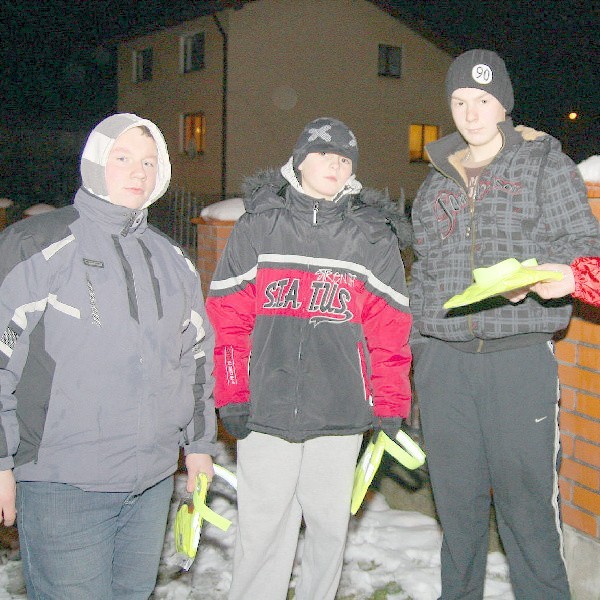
[200, 198, 245, 222]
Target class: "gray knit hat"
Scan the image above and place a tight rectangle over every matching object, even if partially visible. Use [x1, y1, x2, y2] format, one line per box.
[292, 117, 358, 174]
[445, 49, 514, 114]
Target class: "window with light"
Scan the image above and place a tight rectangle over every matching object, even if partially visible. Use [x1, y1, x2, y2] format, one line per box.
[409, 124, 439, 162]
[182, 113, 206, 157]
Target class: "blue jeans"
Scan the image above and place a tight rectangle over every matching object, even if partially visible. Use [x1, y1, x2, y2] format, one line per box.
[16, 476, 174, 600]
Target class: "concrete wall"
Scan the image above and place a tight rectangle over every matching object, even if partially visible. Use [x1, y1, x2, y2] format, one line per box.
[225, 0, 454, 199]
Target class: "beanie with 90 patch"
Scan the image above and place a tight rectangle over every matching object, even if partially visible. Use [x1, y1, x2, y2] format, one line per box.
[292, 117, 359, 174]
[445, 49, 514, 114]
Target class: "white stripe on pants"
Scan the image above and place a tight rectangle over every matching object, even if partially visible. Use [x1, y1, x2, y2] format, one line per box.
[228, 432, 363, 600]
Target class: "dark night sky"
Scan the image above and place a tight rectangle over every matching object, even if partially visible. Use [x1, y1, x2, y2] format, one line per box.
[1, 0, 598, 161]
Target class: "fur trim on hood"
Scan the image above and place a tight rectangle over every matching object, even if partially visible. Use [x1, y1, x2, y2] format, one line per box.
[281, 156, 363, 200]
[241, 168, 413, 249]
[353, 187, 413, 249]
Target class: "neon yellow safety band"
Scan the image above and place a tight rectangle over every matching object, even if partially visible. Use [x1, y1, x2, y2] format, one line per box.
[351, 430, 426, 515]
[174, 465, 236, 570]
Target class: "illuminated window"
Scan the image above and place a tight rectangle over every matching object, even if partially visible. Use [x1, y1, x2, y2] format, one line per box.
[378, 44, 402, 78]
[133, 48, 153, 82]
[181, 32, 205, 74]
[182, 113, 206, 157]
[409, 124, 440, 162]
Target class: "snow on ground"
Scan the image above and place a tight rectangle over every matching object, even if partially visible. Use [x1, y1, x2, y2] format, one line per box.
[0, 441, 514, 600]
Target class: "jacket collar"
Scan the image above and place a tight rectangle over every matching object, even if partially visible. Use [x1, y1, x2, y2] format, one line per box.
[425, 118, 522, 185]
[74, 187, 148, 237]
[241, 168, 413, 247]
[279, 156, 363, 203]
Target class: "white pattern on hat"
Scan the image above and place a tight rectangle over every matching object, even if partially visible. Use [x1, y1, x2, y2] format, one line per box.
[308, 125, 333, 143]
[292, 117, 359, 175]
[471, 64, 493, 85]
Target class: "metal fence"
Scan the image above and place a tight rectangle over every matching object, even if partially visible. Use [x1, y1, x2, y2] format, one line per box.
[148, 186, 222, 262]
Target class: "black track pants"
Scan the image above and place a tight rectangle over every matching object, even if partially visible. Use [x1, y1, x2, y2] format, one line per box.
[414, 339, 570, 600]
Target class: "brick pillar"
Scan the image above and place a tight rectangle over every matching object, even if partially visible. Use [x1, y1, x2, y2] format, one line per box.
[557, 181, 600, 539]
[586, 181, 600, 220]
[0, 198, 13, 231]
[192, 216, 236, 296]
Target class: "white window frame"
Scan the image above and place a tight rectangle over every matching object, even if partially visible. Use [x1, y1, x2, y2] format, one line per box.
[181, 112, 206, 157]
[132, 47, 153, 83]
[180, 31, 205, 74]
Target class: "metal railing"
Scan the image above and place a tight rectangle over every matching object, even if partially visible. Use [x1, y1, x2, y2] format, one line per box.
[148, 186, 221, 262]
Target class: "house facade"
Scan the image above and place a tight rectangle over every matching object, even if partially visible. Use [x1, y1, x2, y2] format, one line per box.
[116, 0, 455, 203]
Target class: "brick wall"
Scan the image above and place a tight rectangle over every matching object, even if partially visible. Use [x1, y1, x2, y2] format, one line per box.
[557, 185, 600, 540]
[193, 217, 236, 296]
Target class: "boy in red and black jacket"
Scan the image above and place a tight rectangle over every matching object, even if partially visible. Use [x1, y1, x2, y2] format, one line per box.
[206, 117, 412, 600]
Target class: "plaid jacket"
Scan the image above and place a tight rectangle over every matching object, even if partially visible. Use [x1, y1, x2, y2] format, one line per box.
[410, 119, 600, 352]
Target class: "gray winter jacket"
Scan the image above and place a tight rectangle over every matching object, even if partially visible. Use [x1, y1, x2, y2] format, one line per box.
[410, 119, 600, 352]
[0, 115, 215, 494]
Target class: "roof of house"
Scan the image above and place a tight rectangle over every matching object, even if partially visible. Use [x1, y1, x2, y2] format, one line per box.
[109, 0, 461, 56]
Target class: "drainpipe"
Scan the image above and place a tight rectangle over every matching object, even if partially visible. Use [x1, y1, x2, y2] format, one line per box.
[212, 13, 228, 201]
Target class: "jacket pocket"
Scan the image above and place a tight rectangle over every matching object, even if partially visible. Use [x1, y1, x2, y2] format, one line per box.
[356, 342, 372, 405]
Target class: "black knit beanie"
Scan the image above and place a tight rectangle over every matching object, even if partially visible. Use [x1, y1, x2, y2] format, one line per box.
[292, 117, 359, 174]
[445, 49, 514, 114]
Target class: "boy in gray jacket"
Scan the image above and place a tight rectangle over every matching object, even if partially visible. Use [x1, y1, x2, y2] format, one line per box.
[0, 114, 216, 599]
[410, 49, 599, 599]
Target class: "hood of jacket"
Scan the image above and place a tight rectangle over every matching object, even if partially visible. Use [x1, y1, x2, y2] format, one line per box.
[80, 113, 171, 209]
[241, 165, 413, 249]
[425, 118, 551, 187]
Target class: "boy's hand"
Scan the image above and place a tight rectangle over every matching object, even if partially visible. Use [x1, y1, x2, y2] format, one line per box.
[0, 470, 16, 526]
[529, 264, 575, 299]
[185, 453, 214, 493]
[374, 417, 404, 441]
[504, 263, 574, 303]
[503, 287, 529, 303]
[219, 404, 251, 440]
[220, 414, 251, 440]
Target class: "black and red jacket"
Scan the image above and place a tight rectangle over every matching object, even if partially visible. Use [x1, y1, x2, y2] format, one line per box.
[206, 168, 412, 442]
[572, 257, 600, 307]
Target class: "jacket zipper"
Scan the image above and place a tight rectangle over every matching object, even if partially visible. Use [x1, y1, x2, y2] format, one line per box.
[312, 200, 319, 226]
[293, 324, 308, 425]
